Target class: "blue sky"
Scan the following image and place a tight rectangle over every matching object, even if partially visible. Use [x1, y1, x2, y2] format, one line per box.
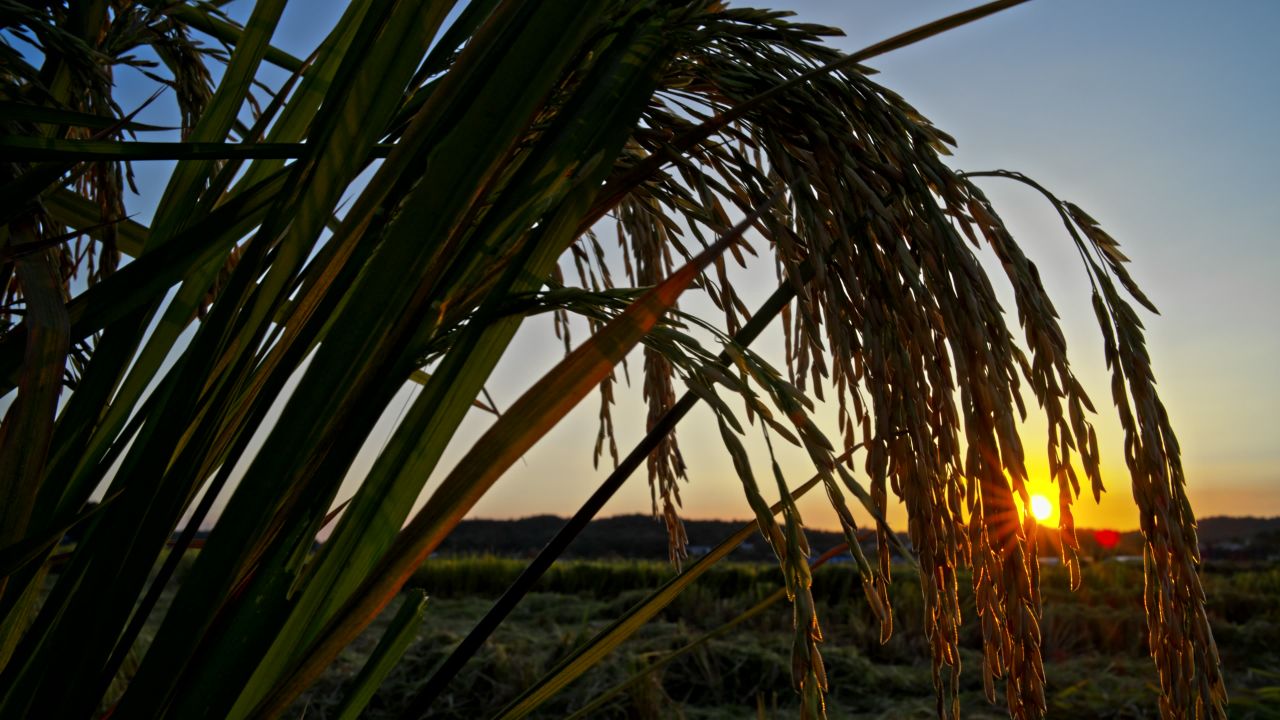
[475, 0, 1279, 530]
[439, 1, 1279, 530]
[100, 1, 1280, 531]
[779, 0, 1280, 528]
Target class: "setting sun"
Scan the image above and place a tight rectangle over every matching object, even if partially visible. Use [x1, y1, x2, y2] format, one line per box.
[1030, 494, 1054, 522]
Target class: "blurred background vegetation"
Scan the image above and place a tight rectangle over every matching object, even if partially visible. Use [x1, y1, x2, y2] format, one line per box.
[294, 556, 1280, 718]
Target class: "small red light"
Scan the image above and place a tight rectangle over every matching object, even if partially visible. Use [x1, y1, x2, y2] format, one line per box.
[1094, 529, 1120, 549]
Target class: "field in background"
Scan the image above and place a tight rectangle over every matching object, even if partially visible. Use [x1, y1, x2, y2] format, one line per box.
[268, 557, 1280, 718]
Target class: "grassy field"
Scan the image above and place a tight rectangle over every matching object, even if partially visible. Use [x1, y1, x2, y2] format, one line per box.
[260, 556, 1280, 719]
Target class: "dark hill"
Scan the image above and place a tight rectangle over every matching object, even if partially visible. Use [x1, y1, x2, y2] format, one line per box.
[1194, 516, 1280, 544]
[434, 514, 876, 561]
[435, 514, 1280, 562]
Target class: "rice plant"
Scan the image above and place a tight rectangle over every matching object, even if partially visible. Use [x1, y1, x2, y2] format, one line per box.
[0, 1, 1223, 718]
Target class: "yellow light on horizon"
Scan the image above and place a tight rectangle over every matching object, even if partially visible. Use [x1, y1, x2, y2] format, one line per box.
[1030, 494, 1053, 522]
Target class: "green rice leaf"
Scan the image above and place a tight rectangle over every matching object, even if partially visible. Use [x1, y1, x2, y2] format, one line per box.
[333, 591, 428, 720]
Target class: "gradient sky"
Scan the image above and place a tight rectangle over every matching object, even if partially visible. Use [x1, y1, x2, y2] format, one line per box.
[105, 2, 1280, 532]
[460, 0, 1280, 532]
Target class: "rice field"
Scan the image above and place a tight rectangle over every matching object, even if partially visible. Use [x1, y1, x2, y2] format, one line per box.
[276, 557, 1280, 719]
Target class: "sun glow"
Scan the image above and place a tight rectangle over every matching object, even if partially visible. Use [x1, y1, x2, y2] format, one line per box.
[1030, 494, 1054, 522]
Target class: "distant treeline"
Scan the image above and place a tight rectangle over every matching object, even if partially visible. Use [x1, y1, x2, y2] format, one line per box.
[432, 514, 837, 561]
[432, 513, 1280, 562]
